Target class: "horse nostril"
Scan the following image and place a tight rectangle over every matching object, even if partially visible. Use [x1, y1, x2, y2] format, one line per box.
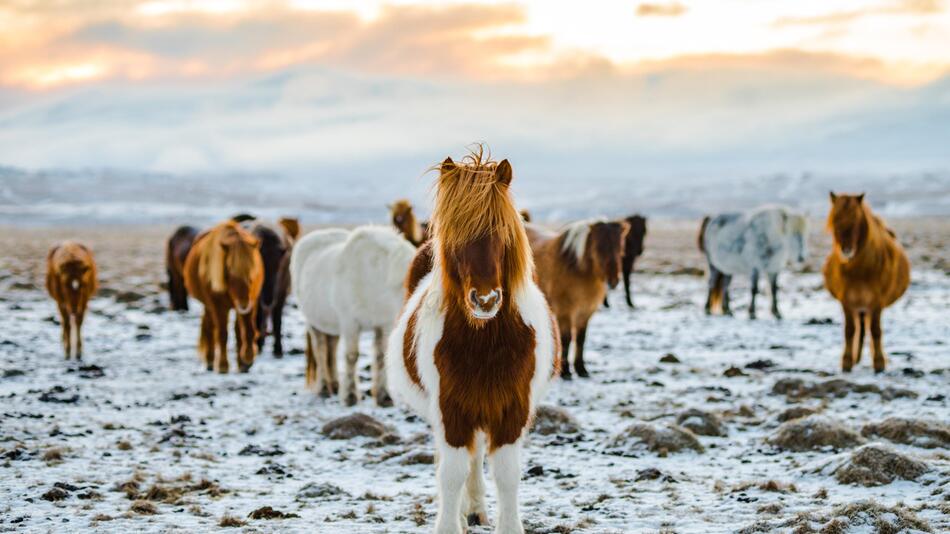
[469, 289, 478, 306]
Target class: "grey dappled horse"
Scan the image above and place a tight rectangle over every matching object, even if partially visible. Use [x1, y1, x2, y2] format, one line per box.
[698, 206, 807, 319]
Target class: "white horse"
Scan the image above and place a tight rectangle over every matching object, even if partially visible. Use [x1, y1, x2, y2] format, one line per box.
[699, 205, 808, 319]
[291, 225, 415, 405]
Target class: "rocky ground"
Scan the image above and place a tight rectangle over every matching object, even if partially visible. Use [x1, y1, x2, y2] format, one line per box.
[1, 219, 948, 533]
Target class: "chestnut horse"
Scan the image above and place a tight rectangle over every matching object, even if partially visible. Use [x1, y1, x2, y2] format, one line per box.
[387, 150, 558, 533]
[389, 199, 429, 247]
[46, 242, 97, 359]
[183, 221, 264, 373]
[166, 225, 199, 311]
[823, 193, 909, 373]
[528, 218, 628, 379]
[604, 214, 647, 308]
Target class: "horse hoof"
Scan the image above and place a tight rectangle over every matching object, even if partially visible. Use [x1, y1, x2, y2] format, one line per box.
[377, 394, 394, 408]
[467, 512, 488, 526]
[206, 365, 213, 372]
[560, 372, 573, 381]
[575, 368, 590, 378]
[318, 388, 332, 399]
[238, 364, 251, 373]
[345, 393, 358, 406]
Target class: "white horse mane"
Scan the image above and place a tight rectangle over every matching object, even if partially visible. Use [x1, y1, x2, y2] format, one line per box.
[560, 217, 606, 262]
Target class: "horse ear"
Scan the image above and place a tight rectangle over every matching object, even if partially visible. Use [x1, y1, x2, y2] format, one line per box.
[496, 159, 512, 186]
[857, 193, 865, 203]
[440, 157, 455, 175]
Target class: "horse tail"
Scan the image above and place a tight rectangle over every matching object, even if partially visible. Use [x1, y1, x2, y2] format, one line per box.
[698, 216, 711, 253]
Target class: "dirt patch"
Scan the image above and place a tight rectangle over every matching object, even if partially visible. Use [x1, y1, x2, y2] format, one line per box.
[248, 506, 300, 520]
[861, 417, 950, 449]
[219, 514, 246, 527]
[400, 451, 434, 465]
[129, 500, 158, 515]
[771, 378, 917, 401]
[776, 406, 820, 422]
[531, 405, 581, 436]
[676, 409, 725, 436]
[605, 422, 704, 456]
[769, 415, 864, 451]
[322, 413, 397, 441]
[742, 499, 933, 533]
[832, 443, 929, 486]
[297, 482, 349, 501]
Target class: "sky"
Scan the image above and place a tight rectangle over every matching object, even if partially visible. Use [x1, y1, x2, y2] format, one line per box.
[0, 0, 948, 182]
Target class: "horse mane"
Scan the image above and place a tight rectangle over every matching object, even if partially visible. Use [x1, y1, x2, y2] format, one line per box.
[200, 221, 259, 293]
[558, 218, 605, 268]
[431, 145, 532, 292]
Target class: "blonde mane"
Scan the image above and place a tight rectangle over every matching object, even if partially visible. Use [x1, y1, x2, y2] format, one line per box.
[199, 221, 260, 293]
[431, 145, 533, 292]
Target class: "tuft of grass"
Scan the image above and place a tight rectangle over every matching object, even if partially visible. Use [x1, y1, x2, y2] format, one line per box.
[219, 514, 247, 527]
[129, 500, 158, 515]
[42, 447, 67, 463]
[116, 441, 133, 451]
[91, 514, 114, 522]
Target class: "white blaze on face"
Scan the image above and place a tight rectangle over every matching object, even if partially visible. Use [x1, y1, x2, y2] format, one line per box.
[71, 279, 80, 290]
[470, 288, 503, 320]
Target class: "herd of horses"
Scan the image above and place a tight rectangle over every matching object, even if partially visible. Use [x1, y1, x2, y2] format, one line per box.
[43, 149, 910, 533]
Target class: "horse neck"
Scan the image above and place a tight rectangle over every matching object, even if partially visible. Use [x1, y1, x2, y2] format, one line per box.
[408, 214, 423, 245]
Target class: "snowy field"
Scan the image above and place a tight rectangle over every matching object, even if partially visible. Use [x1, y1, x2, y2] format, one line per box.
[1, 220, 948, 533]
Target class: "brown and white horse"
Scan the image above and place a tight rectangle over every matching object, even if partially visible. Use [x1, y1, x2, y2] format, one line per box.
[823, 193, 909, 373]
[166, 225, 199, 311]
[184, 221, 264, 373]
[46, 242, 97, 359]
[387, 150, 559, 533]
[389, 199, 429, 247]
[528, 218, 628, 379]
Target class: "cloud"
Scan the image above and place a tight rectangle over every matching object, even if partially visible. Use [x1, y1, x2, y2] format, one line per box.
[0, 2, 549, 88]
[635, 2, 687, 17]
[774, 0, 943, 27]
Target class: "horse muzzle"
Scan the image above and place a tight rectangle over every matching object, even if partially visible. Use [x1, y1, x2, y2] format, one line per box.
[467, 288, 502, 321]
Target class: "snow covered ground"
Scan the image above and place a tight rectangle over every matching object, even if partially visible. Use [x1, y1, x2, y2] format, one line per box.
[1, 221, 948, 533]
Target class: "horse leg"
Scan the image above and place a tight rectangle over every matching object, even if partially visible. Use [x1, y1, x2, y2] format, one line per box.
[870, 308, 886, 373]
[490, 440, 524, 534]
[623, 258, 635, 308]
[199, 311, 214, 371]
[464, 435, 488, 527]
[841, 305, 855, 373]
[306, 328, 330, 397]
[372, 327, 393, 407]
[213, 303, 230, 374]
[326, 335, 340, 395]
[237, 308, 257, 373]
[255, 303, 267, 354]
[434, 436, 470, 534]
[341, 328, 361, 406]
[73, 307, 85, 360]
[58, 303, 71, 359]
[271, 294, 286, 358]
[768, 272, 782, 319]
[705, 266, 721, 315]
[854, 311, 866, 366]
[602, 292, 610, 309]
[573, 319, 591, 378]
[558, 318, 573, 381]
[749, 269, 759, 320]
[721, 274, 734, 316]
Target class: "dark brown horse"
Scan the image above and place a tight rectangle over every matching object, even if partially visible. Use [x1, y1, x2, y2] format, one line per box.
[823, 193, 909, 373]
[604, 214, 647, 308]
[249, 218, 299, 357]
[46, 242, 98, 360]
[166, 225, 199, 311]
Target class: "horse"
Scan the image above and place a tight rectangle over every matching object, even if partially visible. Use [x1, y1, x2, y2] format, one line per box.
[291, 225, 414, 406]
[387, 150, 559, 533]
[604, 214, 647, 308]
[823, 193, 909, 373]
[46, 242, 97, 360]
[183, 220, 264, 373]
[389, 199, 429, 247]
[698, 205, 808, 319]
[165, 226, 199, 311]
[249, 218, 300, 357]
[527, 218, 628, 380]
